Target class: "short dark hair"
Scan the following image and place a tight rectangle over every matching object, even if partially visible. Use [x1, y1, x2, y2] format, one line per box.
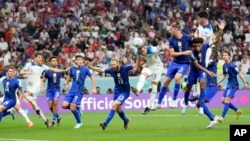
[223, 50, 231, 56]
[171, 21, 181, 29]
[75, 55, 84, 60]
[197, 11, 209, 19]
[192, 37, 204, 44]
[49, 56, 57, 61]
[34, 52, 43, 57]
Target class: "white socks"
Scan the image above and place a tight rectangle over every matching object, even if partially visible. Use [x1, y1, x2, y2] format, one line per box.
[137, 75, 146, 92]
[147, 85, 157, 108]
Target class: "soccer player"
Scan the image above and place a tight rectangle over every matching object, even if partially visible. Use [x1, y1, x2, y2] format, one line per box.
[20, 53, 66, 128]
[0, 66, 23, 122]
[130, 37, 168, 115]
[153, 21, 192, 109]
[87, 58, 132, 130]
[190, 10, 214, 102]
[182, 20, 226, 116]
[41, 57, 63, 127]
[217, 50, 248, 122]
[62, 55, 96, 129]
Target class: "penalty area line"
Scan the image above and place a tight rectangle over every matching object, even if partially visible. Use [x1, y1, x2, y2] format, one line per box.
[0, 139, 49, 141]
[128, 114, 250, 118]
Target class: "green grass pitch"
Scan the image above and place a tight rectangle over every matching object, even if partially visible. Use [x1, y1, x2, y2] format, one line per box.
[1, 107, 249, 141]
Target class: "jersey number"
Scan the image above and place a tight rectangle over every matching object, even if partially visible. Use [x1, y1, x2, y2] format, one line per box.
[118, 77, 123, 84]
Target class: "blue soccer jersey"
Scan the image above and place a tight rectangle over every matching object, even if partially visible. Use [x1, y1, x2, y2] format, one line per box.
[223, 62, 240, 89]
[206, 59, 217, 86]
[169, 34, 192, 64]
[42, 70, 63, 91]
[68, 66, 92, 94]
[105, 65, 133, 94]
[190, 43, 210, 71]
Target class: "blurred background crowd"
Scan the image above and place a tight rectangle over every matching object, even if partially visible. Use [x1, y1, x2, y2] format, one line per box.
[0, 0, 250, 78]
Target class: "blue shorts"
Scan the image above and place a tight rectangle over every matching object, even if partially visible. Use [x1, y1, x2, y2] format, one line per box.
[187, 70, 206, 87]
[113, 92, 129, 105]
[166, 62, 189, 79]
[1, 98, 16, 109]
[205, 86, 218, 102]
[64, 93, 83, 105]
[46, 89, 60, 101]
[223, 87, 237, 98]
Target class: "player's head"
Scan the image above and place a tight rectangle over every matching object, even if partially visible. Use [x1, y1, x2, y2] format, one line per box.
[49, 56, 58, 67]
[210, 49, 218, 61]
[34, 53, 43, 64]
[169, 21, 181, 37]
[75, 55, 84, 66]
[222, 50, 231, 62]
[197, 11, 209, 25]
[109, 58, 120, 72]
[6, 66, 16, 79]
[132, 37, 144, 49]
[191, 37, 204, 52]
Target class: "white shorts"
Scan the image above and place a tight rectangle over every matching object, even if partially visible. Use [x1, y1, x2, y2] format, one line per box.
[27, 85, 41, 98]
[142, 64, 163, 82]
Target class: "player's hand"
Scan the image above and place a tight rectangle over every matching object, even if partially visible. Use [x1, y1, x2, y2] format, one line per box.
[243, 83, 249, 89]
[218, 20, 226, 30]
[207, 71, 216, 77]
[92, 88, 97, 94]
[132, 64, 138, 73]
[41, 88, 45, 95]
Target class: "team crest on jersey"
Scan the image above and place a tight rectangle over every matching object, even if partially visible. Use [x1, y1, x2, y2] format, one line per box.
[225, 68, 228, 73]
[177, 42, 182, 47]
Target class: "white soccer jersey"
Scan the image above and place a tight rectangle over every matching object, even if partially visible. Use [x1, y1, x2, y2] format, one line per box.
[23, 62, 50, 95]
[197, 24, 213, 43]
[139, 46, 163, 67]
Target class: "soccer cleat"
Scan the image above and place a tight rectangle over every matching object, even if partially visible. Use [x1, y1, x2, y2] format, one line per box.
[51, 121, 55, 127]
[100, 123, 106, 130]
[124, 118, 130, 130]
[151, 104, 162, 111]
[199, 107, 204, 116]
[206, 121, 216, 129]
[181, 105, 188, 115]
[131, 86, 140, 96]
[57, 116, 61, 126]
[236, 109, 242, 120]
[141, 107, 150, 115]
[217, 116, 224, 123]
[188, 95, 199, 102]
[27, 121, 34, 128]
[9, 109, 15, 120]
[169, 100, 177, 108]
[44, 119, 51, 128]
[74, 123, 83, 129]
[36, 109, 41, 118]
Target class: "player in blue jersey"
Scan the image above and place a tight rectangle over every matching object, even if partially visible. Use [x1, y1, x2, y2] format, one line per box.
[217, 50, 248, 122]
[20, 53, 67, 128]
[41, 57, 63, 127]
[0, 66, 23, 122]
[153, 21, 193, 109]
[88, 58, 134, 130]
[62, 55, 97, 129]
[190, 10, 214, 102]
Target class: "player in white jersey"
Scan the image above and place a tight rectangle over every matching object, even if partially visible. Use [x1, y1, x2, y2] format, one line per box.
[20, 53, 66, 128]
[131, 37, 168, 115]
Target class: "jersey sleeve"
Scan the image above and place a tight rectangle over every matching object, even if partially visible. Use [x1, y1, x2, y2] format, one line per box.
[17, 79, 23, 90]
[147, 46, 161, 54]
[41, 70, 48, 79]
[201, 28, 213, 39]
[0, 76, 6, 83]
[104, 68, 111, 74]
[23, 62, 31, 70]
[232, 64, 240, 74]
[125, 65, 133, 71]
[190, 52, 197, 62]
[86, 68, 92, 77]
[223, 65, 227, 75]
[42, 64, 50, 70]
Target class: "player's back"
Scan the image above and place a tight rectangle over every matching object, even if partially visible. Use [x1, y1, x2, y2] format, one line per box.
[206, 59, 217, 86]
[68, 66, 91, 94]
[169, 34, 192, 64]
[223, 62, 239, 88]
[198, 24, 213, 43]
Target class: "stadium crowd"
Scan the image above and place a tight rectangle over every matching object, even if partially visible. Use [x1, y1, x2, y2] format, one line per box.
[0, 0, 250, 75]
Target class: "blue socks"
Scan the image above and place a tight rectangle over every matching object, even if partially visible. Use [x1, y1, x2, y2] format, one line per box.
[203, 104, 214, 121]
[184, 91, 190, 105]
[229, 103, 238, 112]
[157, 87, 168, 104]
[104, 110, 115, 126]
[222, 103, 230, 118]
[118, 111, 128, 122]
[72, 109, 81, 124]
[173, 84, 180, 100]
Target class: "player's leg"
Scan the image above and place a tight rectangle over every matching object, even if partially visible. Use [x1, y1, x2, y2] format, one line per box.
[70, 94, 83, 129]
[116, 93, 130, 129]
[0, 99, 15, 121]
[14, 104, 33, 127]
[219, 88, 232, 122]
[225, 88, 241, 120]
[198, 74, 207, 115]
[171, 63, 189, 108]
[132, 68, 150, 96]
[51, 91, 61, 126]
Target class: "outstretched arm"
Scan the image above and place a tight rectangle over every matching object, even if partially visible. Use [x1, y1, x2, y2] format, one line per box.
[238, 72, 249, 89]
[193, 61, 216, 77]
[212, 20, 226, 45]
[217, 74, 226, 85]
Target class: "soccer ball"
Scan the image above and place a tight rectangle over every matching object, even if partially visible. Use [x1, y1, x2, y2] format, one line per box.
[132, 37, 144, 48]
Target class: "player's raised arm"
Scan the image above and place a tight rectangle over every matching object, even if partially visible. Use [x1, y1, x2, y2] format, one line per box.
[238, 71, 249, 89]
[211, 20, 226, 45]
[89, 75, 97, 94]
[40, 71, 47, 95]
[192, 60, 216, 77]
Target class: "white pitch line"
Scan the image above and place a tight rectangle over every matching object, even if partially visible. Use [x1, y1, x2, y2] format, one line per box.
[0, 139, 49, 141]
[128, 114, 250, 117]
